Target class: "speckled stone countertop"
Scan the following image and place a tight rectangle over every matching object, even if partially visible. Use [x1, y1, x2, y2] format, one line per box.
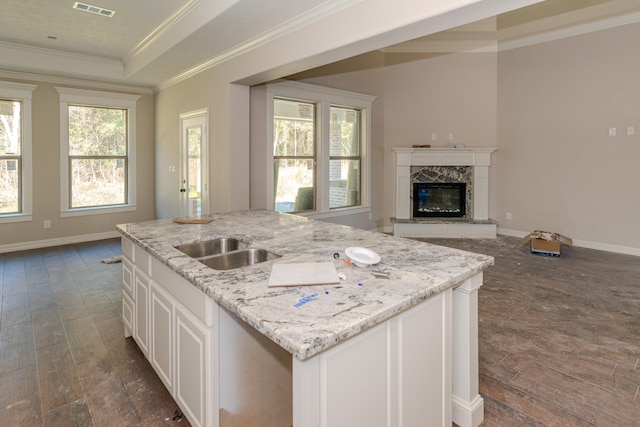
[117, 210, 493, 360]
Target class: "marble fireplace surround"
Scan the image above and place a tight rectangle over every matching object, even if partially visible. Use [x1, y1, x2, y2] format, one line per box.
[392, 147, 497, 238]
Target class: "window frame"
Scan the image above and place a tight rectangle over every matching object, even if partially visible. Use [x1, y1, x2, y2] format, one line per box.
[56, 87, 140, 217]
[0, 81, 37, 224]
[266, 81, 375, 219]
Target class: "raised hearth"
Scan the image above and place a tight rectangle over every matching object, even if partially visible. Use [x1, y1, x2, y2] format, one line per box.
[392, 147, 497, 238]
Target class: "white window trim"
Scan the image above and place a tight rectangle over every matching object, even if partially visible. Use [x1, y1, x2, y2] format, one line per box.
[56, 87, 140, 217]
[0, 81, 37, 224]
[266, 81, 375, 218]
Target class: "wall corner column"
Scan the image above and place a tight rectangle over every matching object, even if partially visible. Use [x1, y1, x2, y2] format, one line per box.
[452, 272, 484, 427]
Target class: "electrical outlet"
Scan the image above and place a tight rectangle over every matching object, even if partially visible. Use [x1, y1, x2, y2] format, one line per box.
[608, 127, 616, 136]
[43, 219, 51, 229]
[506, 212, 512, 220]
[431, 132, 437, 141]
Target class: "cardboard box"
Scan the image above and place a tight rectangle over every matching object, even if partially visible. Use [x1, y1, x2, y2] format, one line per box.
[523, 230, 573, 257]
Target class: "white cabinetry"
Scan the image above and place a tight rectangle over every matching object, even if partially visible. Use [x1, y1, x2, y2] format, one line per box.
[175, 305, 211, 427]
[293, 290, 451, 427]
[121, 256, 134, 338]
[150, 281, 174, 391]
[134, 268, 151, 357]
[121, 237, 214, 427]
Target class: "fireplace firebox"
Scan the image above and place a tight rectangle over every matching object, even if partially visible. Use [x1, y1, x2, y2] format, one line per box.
[413, 183, 466, 218]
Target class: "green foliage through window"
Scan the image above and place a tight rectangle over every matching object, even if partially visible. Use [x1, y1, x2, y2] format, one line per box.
[0, 99, 21, 213]
[68, 105, 128, 208]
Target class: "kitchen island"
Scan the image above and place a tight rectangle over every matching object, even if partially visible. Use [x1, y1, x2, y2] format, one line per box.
[117, 210, 493, 427]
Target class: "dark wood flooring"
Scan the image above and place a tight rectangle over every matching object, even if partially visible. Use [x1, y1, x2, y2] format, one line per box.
[424, 237, 640, 427]
[0, 238, 188, 426]
[1, 236, 638, 426]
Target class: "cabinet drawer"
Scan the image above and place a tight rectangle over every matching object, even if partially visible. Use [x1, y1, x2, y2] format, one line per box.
[134, 244, 151, 275]
[151, 257, 214, 326]
[121, 237, 134, 261]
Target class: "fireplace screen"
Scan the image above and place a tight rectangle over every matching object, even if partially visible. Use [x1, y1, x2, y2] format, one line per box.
[413, 183, 466, 218]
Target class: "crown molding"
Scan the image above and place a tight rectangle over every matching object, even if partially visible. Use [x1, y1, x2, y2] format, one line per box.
[498, 9, 640, 51]
[0, 41, 125, 81]
[381, 39, 497, 54]
[128, 0, 205, 58]
[123, 0, 210, 78]
[0, 70, 153, 94]
[156, 0, 360, 91]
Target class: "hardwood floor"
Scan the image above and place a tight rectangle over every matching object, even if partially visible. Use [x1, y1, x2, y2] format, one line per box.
[424, 236, 640, 427]
[0, 239, 188, 426]
[1, 236, 638, 426]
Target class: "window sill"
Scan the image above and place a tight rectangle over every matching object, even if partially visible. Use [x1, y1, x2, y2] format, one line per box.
[298, 206, 371, 220]
[0, 213, 33, 224]
[60, 204, 136, 218]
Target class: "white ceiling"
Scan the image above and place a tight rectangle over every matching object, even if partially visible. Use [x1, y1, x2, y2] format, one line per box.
[1, 0, 639, 89]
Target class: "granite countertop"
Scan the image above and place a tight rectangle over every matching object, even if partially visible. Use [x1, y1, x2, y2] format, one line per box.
[117, 210, 494, 360]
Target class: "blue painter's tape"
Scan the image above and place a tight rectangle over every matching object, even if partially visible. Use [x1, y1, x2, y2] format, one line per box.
[294, 292, 318, 308]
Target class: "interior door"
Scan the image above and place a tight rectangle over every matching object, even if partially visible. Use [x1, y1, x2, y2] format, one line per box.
[179, 110, 209, 217]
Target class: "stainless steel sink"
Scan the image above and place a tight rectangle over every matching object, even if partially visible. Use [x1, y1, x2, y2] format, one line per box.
[175, 238, 247, 258]
[199, 248, 281, 270]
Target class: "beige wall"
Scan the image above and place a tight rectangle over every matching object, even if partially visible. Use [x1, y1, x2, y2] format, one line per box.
[296, 52, 498, 231]
[0, 76, 155, 250]
[153, 0, 530, 221]
[497, 22, 640, 251]
[292, 22, 640, 252]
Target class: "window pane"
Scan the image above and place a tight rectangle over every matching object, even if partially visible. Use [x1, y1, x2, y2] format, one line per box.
[0, 100, 21, 155]
[187, 126, 202, 216]
[274, 99, 315, 157]
[0, 99, 22, 214]
[329, 159, 360, 209]
[70, 158, 126, 208]
[330, 106, 361, 209]
[69, 105, 127, 156]
[274, 159, 314, 212]
[0, 159, 20, 213]
[330, 107, 360, 156]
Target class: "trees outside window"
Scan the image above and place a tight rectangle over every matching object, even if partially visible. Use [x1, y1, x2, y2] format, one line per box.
[0, 99, 22, 213]
[267, 81, 374, 217]
[57, 87, 139, 216]
[273, 99, 316, 212]
[0, 81, 36, 223]
[68, 105, 128, 208]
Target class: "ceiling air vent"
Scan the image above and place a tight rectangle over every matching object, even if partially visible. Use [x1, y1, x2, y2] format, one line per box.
[73, 2, 116, 17]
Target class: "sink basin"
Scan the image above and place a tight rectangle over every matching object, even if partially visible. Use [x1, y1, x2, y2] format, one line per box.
[200, 248, 281, 270]
[175, 238, 248, 258]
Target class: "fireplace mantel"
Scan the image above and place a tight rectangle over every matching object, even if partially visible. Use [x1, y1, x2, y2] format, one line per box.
[392, 147, 497, 238]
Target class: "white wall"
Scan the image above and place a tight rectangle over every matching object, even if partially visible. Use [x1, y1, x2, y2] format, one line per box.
[497, 22, 640, 252]
[154, 0, 539, 221]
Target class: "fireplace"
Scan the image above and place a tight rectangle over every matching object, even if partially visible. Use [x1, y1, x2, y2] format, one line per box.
[413, 183, 466, 218]
[392, 147, 497, 238]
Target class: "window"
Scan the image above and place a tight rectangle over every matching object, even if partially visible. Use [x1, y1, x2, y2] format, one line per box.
[0, 81, 36, 224]
[268, 82, 374, 217]
[329, 106, 361, 209]
[57, 87, 139, 216]
[273, 99, 316, 212]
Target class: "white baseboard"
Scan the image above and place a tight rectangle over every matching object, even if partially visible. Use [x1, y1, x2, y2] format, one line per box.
[0, 231, 121, 254]
[498, 227, 640, 257]
[452, 394, 484, 427]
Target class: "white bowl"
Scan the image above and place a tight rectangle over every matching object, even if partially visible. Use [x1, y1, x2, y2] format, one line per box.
[345, 247, 381, 267]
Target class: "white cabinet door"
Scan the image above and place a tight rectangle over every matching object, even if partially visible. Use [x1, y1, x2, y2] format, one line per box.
[122, 256, 134, 298]
[175, 305, 211, 427]
[134, 269, 151, 357]
[122, 291, 134, 338]
[293, 291, 450, 427]
[151, 281, 174, 392]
